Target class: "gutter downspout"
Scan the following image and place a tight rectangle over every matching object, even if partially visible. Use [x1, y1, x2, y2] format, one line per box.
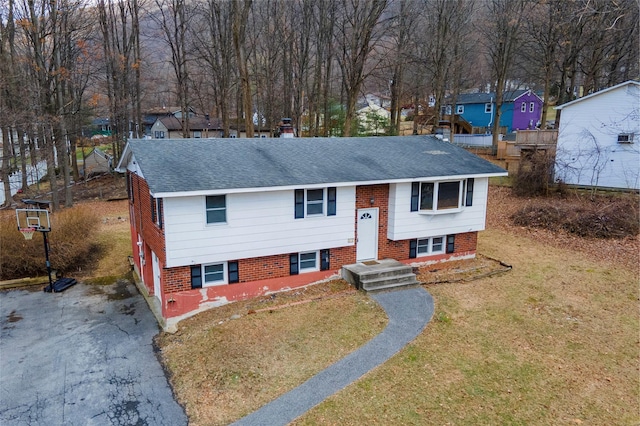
[487, 96, 494, 132]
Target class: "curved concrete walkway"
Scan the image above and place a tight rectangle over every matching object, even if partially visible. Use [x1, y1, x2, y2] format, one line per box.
[232, 286, 434, 426]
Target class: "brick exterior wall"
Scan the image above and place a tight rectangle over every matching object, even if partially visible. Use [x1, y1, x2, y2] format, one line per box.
[128, 172, 166, 295]
[452, 231, 477, 253]
[164, 266, 191, 293]
[355, 184, 410, 260]
[127, 177, 478, 297]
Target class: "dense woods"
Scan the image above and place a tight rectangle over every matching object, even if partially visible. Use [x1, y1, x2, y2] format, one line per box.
[0, 0, 638, 209]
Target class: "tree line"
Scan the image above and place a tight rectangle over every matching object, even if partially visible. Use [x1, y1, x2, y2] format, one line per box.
[1, 0, 637, 209]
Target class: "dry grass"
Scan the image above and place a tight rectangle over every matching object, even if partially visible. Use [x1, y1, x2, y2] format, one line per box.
[294, 229, 638, 425]
[156, 280, 386, 426]
[76, 200, 132, 283]
[157, 185, 638, 425]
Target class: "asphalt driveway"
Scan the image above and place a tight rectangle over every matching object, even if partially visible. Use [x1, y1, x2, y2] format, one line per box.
[0, 280, 187, 426]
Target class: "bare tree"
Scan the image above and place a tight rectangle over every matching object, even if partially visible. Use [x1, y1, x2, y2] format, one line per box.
[97, 0, 143, 158]
[335, 0, 388, 137]
[478, 0, 526, 147]
[192, 0, 236, 136]
[232, 0, 253, 138]
[153, 0, 191, 137]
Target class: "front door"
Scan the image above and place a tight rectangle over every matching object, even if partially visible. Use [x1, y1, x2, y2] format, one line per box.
[356, 208, 378, 262]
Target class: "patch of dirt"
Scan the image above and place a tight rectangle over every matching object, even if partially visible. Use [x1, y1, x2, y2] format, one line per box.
[416, 254, 511, 284]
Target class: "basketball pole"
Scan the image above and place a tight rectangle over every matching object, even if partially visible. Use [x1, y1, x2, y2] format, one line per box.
[42, 230, 54, 291]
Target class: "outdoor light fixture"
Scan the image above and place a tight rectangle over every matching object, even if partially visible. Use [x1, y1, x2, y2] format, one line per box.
[370, 197, 375, 205]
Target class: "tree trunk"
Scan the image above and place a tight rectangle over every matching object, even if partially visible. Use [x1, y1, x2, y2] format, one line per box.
[233, 0, 254, 138]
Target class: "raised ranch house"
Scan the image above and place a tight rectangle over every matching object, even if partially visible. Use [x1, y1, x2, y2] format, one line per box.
[116, 136, 507, 331]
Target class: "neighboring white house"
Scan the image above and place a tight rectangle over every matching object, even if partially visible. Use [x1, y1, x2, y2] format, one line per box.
[357, 102, 391, 135]
[554, 80, 640, 190]
[116, 136, 507, 330]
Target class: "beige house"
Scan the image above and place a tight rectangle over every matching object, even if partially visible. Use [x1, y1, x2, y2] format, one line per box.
[150, 116, 223, 139]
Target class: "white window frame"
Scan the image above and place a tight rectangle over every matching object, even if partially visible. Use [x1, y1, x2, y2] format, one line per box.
[617, 133, 634, 144]
[205, 195, 227, 224]
[306, 188, 325, 216]
[299, 251, 319, 273]
[154, 130, 165, 139]
[419, 181, 464, 213]
[416, 236, 446, 257]
[485, 103, 493, 113]
[521, 102, 526, 112]
[202, 262, 227, 287]
[529, 102, 535, 112]
[456, 105, 464, 114]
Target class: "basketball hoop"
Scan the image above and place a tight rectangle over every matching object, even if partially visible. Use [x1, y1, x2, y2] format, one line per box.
[19, 227, 37, 240]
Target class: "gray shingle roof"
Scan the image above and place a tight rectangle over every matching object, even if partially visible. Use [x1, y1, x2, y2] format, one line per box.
[453, 90, 528, 105]
[122, 136, 506, 195]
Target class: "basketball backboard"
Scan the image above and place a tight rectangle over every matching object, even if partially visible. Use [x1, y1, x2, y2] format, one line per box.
[16, 208, 51, 232]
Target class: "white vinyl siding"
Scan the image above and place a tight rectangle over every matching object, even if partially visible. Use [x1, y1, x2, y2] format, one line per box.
[387, 179, 490, 241]
[163, 187, 356, 268]
[554, 83, 639, 190]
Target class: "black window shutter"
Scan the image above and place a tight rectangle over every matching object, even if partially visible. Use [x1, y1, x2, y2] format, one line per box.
[465, 178, 474, 206]
[320, 249, 330, 270]
[410, 182, 419, 211]
[294, 189, 304, 218]
[289, 254, 299, 275]
[409, 239, 417, 258]
[228, 261, 239, 283]
[327, 187, 337, 216]
[150, 195, 156, 223]
[446, 235, 455, 253]
[191, 265, 202, 289]
[158, 198, 164, 229]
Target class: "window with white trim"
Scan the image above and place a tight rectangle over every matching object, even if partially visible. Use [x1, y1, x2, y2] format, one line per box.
[416, 236, 445, 256]
[521, 102, 526, 112]
[190, 261, 240, 288]
[299, 251, 318, 271]
[307, 189, 324, 215]
[294, 188, 337, 218]
[420, 181, 461, 211]
[529, 102, 535, 112]
[289, 250, 330, 275]
[193, 131, 202, 138]
[206, 195, 226, 224]
[411, 179, 473, 212]
[204, 263, 225, 284]
[154, 130, 165, 139]
[618, 133, 634, 144]
[456, 105, 464, 114]
[485, 103, 493, 113]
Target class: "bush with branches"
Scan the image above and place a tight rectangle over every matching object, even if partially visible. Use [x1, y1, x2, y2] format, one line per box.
[512, 149, 556, 196]
[1, 206, 100, 280]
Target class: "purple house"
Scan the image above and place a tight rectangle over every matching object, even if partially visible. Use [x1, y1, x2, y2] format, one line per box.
[512, 90, 544, 131]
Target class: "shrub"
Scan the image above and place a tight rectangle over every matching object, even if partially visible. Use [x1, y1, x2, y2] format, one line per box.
[0, 206, 100, 280]
[511, 194, 639, 239]
[512, 149, 555, 197]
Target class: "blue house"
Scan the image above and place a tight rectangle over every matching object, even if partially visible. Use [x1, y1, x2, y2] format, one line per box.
[444, 90, 529, 134]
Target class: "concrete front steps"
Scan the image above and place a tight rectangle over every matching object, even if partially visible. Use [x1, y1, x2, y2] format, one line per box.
[341, 259, 420, 292]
